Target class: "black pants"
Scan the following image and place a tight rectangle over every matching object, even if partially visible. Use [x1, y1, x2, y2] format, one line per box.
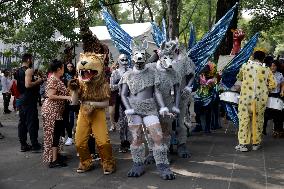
[2, 93, 11, 112]
[114, 94, 123, 122]
[210, 99, 221, 130]
[18, 101, 39, 146]
[194, 102, 212, 132]
[53, 120, 64, 147]
[38, 93, 42, 106]
[264, 109, 283, 133]
[63, 103, 74, 138]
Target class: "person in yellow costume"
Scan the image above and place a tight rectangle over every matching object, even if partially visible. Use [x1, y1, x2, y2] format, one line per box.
[69, 53, 116, 174]
[235, 51, 276, 152]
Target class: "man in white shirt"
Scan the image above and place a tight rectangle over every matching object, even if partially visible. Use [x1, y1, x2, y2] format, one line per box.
[1, 69, 12, 114]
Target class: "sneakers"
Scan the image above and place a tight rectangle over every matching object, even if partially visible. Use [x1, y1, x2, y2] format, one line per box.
[252, 144, 261, 151]
[235, 144, 262, 152]
[21, 144, 32, 152]
[65, 138, 73, 146]
[235, 144, 249, 152]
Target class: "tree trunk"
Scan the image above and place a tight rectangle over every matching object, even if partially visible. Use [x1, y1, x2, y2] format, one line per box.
[208, 0, 212, 30]
[161, 0, 167, 20]
[108, 6, 118, 22]
[178, 1, 198, 36]
[132, 2, 136, 23]
[214, 0, 239, 59]
[168, 0, 180, 39]
[105, 0, 120, 22]
[75, 0, 108, 54]
[144, 0, 154, 22]
[137, 5, 147, 23]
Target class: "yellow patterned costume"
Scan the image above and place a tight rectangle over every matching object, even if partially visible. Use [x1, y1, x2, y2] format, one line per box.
[237, 60, 276, 145]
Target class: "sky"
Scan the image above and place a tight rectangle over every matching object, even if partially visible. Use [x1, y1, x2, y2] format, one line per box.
[241, 10, 253, 20]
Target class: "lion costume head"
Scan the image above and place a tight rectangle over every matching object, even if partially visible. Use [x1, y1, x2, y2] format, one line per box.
[76, 52, 110, 102]
[77, 53, 105, 82]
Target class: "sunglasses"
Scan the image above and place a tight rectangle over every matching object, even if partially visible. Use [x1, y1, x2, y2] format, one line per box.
[121, 59, 128, 62]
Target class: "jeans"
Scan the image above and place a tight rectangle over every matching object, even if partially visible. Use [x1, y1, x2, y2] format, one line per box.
[2, 93, 11, 112]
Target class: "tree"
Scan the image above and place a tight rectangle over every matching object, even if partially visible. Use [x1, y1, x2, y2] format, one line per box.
[239, 17, 284, 55]
[0, 0, 134, 62]
[0, 0, 79, 61]
[241, 0, 284, 33]
[177, 0, 218, 45]
[167, 0, 181, 39]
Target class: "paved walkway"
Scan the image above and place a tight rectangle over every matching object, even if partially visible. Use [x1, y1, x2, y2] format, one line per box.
[0, 98, 283, 189]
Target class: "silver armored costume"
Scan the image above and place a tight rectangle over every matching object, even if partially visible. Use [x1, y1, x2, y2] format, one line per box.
[110, 54, 132, 153]
[170, 40, 195, 158]
[144, 41, 181, 164]
[120, 39, 175, 180]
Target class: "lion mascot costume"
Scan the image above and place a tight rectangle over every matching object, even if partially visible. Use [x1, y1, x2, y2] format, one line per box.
[69, 52, 116, 175]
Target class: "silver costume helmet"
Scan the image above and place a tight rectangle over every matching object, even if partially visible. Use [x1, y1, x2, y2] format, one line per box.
[158, 39, 178, 70]
[118, 54, 128, 68]
[131, 39, 148, 70]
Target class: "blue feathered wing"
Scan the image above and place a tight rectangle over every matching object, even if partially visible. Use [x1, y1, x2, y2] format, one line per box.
[188, 3, 238, 75]
[101, 5, 133, 57]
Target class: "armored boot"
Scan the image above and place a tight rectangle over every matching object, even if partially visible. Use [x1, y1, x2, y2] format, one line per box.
[128, 144, 145, 177]
[177, 143, 191, 158]
[153, 144, 175, 180]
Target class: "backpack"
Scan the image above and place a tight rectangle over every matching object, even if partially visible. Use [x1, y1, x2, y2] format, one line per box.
[16, 67, 26, 95]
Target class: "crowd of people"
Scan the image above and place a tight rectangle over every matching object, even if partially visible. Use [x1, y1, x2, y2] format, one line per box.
[0, 46, 283, 180]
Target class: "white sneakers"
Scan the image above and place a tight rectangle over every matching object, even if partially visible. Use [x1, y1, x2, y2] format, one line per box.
[235, 144, 261, 152]
[235, 144, 249, 152]
[65, 138, 73, 146]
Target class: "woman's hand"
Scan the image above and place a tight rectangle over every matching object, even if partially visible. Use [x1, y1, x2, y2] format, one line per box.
[65, 96, 72, 102]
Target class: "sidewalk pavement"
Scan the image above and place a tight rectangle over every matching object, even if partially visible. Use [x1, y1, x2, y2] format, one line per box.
[0, 97, 283, 189]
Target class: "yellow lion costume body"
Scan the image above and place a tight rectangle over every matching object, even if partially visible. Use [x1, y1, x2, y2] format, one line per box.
[70, 52, 115, 174]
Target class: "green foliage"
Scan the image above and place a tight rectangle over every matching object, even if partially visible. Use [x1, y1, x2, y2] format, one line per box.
[239, 16, 284, 55]
[1, 0, 282, 60]
[3, 50, 12, 57]
[241, 0, 284, 33]
[0, 0, 79, 62]
[10, 61, 21, 68]
[179, 0, 217, 44]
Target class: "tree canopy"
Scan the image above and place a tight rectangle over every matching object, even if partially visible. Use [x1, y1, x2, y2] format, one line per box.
[0, 0, 283, 63]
